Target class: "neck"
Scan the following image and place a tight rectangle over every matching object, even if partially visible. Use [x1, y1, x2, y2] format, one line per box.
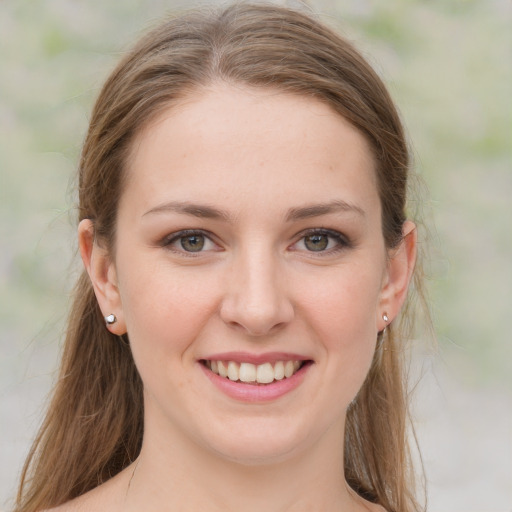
[124, 416, 363, 512]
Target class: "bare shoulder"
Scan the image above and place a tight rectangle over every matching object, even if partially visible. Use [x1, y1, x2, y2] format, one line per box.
[42, 466, 131, 512]
[42, 497, 85, 512]
[42, 491, 112, 512]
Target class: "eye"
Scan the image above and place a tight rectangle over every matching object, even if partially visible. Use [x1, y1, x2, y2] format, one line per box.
[292, 229, 349, 254]
[180, 234, 206, 252]
[303, 233, 330, 251]
[163, 230, 218, 254]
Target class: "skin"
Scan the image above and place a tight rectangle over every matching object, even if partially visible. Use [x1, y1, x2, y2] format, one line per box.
[66, 84, 416, 512]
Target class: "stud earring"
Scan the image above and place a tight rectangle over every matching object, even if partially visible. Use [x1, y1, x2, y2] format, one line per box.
[378, 313, 390, 348]
[105, 314, 117, 325]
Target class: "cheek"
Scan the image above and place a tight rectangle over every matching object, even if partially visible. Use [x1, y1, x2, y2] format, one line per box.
[117, 259, 221, 359]
[298, 262, 382, 339]
[118, 267, 223, 408]
[296, 263, 382, 389]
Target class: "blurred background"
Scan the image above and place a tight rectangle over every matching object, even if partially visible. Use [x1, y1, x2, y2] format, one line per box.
[1, 0, 510, 510]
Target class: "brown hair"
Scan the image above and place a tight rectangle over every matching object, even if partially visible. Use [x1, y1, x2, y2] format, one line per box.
[16, 3, 425, 511]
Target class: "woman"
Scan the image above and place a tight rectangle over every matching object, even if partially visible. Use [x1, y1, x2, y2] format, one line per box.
[16, 3, 425, 511]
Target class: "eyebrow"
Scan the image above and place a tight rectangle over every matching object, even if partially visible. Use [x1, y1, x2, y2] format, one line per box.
[143, 201, 231, 221]
[142, 199, 365, 222]
[285, 200, 365, 221]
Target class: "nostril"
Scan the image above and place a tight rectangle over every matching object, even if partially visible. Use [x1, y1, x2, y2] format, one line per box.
[220, 297, 295, 337]
[226, 319, 288, 337]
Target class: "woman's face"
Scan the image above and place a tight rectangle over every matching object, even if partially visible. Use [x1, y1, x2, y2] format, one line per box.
[84, 84, 411, 464]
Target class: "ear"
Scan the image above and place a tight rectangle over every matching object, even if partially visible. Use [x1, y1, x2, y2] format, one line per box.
[377, 220, 417, 331]
[78, 219, 126, 335]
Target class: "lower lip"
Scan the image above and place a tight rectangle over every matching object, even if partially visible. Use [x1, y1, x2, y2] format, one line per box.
[199, 362, 311, 402]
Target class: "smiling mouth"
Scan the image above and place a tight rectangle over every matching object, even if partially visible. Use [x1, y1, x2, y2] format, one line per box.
[201, 359, 309, 385]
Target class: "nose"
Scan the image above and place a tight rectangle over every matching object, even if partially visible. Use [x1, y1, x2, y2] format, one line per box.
[219, 246, 294, 336]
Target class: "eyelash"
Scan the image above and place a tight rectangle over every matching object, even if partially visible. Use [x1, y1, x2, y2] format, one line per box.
[160, 228, 351, 256]
[161, 229, 219, 257]
[291, 228, 351, 255]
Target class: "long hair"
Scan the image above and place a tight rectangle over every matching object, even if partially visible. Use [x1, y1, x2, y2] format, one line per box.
[16, 4, 425, 511]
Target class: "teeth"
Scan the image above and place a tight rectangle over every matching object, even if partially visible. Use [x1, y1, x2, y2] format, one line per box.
[274, 361, 285, 380]
[284, 360, 295, 378]
[217, 361, 228, 378]
[206, 359, 304, 384]
[227, 361, 239, 381]
[256, 362, 274, 384]
[239, 362, 256, 383]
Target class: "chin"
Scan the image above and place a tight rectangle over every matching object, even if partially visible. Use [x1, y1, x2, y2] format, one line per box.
[210, 439, 302, 467]
[197, 415, 327, 467]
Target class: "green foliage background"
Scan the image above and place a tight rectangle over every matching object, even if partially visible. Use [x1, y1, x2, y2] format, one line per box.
[1, 0, 511, 509]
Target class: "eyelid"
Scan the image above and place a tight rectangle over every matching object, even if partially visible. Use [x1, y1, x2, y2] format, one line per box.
[290, 228, 352, 253]
[158, 227, 351, 256]
[160, 229, 221, 254]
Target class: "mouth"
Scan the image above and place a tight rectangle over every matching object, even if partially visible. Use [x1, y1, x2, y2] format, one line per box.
[201, 359, 310, 385]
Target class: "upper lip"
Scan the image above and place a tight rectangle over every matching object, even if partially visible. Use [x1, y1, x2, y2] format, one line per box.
[200, 351, 311, 365]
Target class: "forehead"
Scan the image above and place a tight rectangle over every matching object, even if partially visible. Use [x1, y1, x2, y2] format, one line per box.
[123, 84, 379, 218]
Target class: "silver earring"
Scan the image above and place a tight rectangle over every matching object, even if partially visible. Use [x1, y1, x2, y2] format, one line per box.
[381, 313, 389, 336]
[105, 314, 117, 325]
[379, 313, 389, 348]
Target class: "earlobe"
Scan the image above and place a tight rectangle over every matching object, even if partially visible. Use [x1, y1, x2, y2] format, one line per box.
[78, 219, 126, 334]
[378, 221, 417, 330]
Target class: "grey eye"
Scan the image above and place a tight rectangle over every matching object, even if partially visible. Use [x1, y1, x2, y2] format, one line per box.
[180, 234, 205, 252]
[304, 234, 329, 251]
